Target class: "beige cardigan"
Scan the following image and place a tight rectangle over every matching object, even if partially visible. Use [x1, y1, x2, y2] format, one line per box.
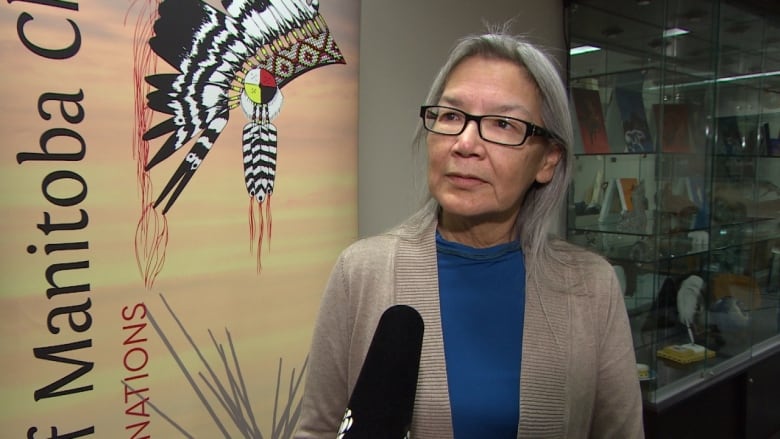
[295, 219, 643, 438]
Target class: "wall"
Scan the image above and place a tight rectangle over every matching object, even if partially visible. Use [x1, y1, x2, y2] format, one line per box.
[358, 0, 567, 237]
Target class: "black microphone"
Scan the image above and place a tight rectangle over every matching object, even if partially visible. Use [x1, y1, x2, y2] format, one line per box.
[337, 305, 424, 439]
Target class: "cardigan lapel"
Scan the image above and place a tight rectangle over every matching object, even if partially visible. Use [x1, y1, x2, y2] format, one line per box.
[395, 222, 455, 436]
[518, 271, 571, 438]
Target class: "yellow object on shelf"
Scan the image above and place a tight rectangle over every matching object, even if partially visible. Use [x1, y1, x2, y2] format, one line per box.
[637, 363, 650, 379]
[657, 344, 715, 364]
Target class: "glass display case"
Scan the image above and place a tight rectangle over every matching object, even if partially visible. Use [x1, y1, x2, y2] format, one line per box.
[566, 0, 780, 409]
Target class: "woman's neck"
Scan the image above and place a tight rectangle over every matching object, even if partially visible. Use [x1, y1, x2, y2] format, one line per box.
[437, 212, 518, 248]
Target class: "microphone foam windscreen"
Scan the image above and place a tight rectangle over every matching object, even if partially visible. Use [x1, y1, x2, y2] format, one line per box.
[338, 304, 424, 439]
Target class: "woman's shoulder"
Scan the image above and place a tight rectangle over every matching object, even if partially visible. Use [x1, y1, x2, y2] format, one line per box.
[340, 233, 400, 261]
[540, 239, 619, 299]
[340, 214, 434, 261]
[549, 238, 613, 274]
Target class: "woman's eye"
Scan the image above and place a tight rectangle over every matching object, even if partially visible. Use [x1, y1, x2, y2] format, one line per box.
[491, 118, 519, 131]
[440, 111, 461, 122]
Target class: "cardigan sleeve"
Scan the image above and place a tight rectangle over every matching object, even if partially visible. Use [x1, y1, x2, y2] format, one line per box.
[589, 266, 645, 438]
[294, 253, 351, 438]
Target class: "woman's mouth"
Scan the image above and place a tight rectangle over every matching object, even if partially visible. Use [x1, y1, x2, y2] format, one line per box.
[446, 172, 486, 188]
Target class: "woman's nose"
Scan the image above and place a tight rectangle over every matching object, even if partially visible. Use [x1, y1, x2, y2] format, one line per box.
[452, 120, 484, 156]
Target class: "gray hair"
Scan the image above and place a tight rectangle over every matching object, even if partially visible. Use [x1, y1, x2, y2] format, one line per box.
[406, 30, 575, 281]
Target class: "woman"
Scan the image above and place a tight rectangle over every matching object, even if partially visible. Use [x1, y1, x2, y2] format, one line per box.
[295, 30, 643, 438]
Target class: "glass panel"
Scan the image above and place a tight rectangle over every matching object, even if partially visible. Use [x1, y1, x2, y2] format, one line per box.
[715, 2, 780, 361]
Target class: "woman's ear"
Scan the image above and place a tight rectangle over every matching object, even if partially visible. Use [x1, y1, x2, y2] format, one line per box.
[535, 145, 562, 184]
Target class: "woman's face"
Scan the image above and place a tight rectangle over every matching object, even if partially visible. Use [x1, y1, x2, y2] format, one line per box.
[427, 56, 561, 231]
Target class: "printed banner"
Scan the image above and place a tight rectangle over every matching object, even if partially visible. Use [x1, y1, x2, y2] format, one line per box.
[0, 0, 359, 437]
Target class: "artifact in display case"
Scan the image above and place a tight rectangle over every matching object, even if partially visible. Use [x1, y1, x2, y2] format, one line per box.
[653, 104, 693, 154]
[656, 343, 716, 365]
[571, 87, 611, 154]
[614, 87, 654, 153]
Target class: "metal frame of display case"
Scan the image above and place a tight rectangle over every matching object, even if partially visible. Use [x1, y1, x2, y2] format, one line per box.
[565, 0, 780, 415]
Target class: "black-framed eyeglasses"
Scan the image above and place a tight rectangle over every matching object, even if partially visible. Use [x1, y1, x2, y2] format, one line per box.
[419, 105, 560, 147]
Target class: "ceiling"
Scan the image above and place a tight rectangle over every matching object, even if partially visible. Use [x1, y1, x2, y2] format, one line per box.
[568, 0, 780, 96]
